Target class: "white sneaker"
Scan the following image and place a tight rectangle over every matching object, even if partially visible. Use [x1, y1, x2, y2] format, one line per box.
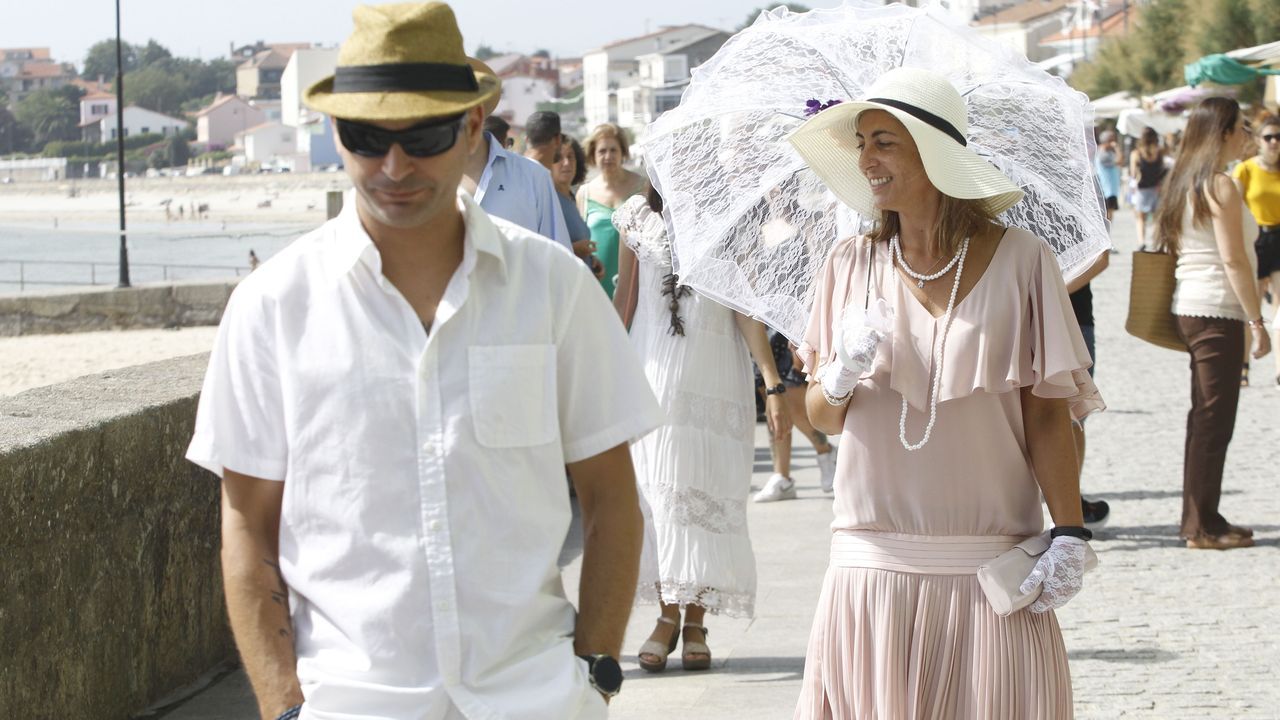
[753, 473, 797, 503]
[816, 449, 837, 494]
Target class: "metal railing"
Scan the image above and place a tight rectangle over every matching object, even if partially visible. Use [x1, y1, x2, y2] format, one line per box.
[0, 259, 247, 292]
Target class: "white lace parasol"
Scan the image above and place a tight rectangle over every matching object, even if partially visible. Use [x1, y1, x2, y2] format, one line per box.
[642, 1, 1110, 344]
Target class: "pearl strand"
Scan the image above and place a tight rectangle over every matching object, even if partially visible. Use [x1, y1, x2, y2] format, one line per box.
[891, 236, 963, 287]
[898, 237, 970, 452]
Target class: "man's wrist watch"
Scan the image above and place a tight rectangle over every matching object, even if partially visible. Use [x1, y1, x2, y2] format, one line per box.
[764, 382, 787, 396]
[578, 654, 623, 698]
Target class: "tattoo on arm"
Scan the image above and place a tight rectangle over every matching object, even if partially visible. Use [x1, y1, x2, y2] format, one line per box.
[263, 557, 293, 639]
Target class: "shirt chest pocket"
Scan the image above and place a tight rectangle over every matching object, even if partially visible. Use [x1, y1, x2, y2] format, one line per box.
[468, 344, 559, 448]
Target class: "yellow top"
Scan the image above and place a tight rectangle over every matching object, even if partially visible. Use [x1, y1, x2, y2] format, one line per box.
[1233, 157, 1280, 227]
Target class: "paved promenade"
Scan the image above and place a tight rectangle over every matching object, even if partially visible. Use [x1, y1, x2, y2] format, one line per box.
[163, 213, 1278, 719]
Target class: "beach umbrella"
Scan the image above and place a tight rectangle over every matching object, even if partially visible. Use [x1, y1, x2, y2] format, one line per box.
[642, 1, 1110, 343]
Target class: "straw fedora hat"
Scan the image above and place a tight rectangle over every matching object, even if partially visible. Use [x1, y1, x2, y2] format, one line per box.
[304, 2, 500, 123]
[788, 67, 1024, 218]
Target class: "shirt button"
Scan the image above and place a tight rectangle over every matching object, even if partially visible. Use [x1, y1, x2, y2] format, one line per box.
[421, 440, 439, 454]
[429, 520, 442, 531]
[436, 600, 451, 612]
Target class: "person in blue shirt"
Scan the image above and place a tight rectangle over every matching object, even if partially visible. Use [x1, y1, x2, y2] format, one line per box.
[1095, 130, 1122, 223]
[459, 62, 571, 249]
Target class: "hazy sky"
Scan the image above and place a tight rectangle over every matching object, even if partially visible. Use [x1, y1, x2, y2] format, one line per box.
[6, 0, 848, 69]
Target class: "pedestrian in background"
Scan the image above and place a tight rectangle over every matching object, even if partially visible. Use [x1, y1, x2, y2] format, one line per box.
[1130, 126, 1168, 247]
[1095, 129, 1122, 223]
[460, 59, 572, 250]
[752, 330, 838, 502]
[577, 123, 645, 297]
[613, 184, 791, 674]
[554, 133, 603, 278]
[1156, 97, 1270, 550]
[1232, 113, 1280, 388]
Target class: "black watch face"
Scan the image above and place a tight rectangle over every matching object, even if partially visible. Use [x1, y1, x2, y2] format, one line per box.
[591, 655, 624, 694]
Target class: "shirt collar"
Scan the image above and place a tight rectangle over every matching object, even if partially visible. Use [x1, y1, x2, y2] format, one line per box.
[326, 189, 507, 284]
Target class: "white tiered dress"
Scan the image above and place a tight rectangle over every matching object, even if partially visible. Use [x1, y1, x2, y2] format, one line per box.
[613, 195, 757, 617]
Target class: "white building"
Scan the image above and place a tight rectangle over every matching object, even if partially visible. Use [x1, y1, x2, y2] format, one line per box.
[582, 25, 723, 131]
[494, 76, 560, 129]
[617, 31, 731, 140]
[972, 0, 1073, 65]
[78, 91, 117, 127]
[237, 122, 297, 167]
[81, 106, 188, 144]
[280, 48, 342, 171]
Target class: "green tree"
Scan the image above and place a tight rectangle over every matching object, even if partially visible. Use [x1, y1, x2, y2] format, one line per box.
[474, 44, 498, 60]
[123, 65, 187, 114]
[737, 3, 810, 31]
[137, 39, 173, 67]
[14, 86, 84, 150]
[1131, 0, 1190, 93]
[167, 135, 190, 167]
[0, 105, 32, 154]
[1196, 0, 1255, 56]
[1249, 0, 1280, 46]
[82, 39, 138, 80]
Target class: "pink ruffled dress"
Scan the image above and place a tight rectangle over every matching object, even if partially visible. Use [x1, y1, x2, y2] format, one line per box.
[794, 230, 1104, 720]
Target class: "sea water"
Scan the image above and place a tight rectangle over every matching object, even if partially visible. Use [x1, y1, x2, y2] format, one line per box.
[0, 221, 311, 294]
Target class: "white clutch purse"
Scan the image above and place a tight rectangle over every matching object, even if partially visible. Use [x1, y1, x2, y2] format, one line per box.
[976, 532, 1099, 616]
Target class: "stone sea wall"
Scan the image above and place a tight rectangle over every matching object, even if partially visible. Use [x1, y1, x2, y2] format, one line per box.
[0, 280, 238, 337]
[0, 355, 233, 717]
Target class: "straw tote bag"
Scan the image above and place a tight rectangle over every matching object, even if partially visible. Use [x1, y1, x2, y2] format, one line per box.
[1125, 249, 1186, 351]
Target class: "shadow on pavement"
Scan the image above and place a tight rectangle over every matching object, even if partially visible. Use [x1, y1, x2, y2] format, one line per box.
[1067, 647, 1179, 664]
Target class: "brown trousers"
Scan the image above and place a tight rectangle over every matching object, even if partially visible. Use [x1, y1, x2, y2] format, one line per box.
[1174, 315, 1244, 538]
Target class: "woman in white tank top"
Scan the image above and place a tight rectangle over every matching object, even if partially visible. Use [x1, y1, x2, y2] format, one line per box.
[1152, 97, 1270, 550]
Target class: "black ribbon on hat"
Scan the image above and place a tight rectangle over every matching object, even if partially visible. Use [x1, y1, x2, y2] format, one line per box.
[332, 62, 480, 93]
[866, 97, 967, 146]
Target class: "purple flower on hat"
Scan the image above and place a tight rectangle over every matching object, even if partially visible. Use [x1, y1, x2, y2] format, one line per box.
[804, 98, 844, 117]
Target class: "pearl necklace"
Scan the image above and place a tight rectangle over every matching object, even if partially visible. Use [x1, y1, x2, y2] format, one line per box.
[894, 236, 970, 452]
[891, 237, 963, 288]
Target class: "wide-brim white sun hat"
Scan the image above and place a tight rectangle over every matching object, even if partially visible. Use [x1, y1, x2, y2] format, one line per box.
[788, 67, 1024, 218]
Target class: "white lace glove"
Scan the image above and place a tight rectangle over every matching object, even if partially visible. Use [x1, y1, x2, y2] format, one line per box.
[1019, 536, 1088, 613]
[821, 299, 893, 401]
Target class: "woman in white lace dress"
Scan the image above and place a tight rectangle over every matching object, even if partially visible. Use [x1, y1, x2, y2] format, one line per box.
[612, 185, 791, 672]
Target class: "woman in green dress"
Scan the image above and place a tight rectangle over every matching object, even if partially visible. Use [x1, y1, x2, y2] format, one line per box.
[577, 123, 646, 297]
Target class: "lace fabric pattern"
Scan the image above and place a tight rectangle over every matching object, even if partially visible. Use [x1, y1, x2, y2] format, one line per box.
[612, 195, 674, 269]
[643, 2, 1111, 345]
[635, 579, 756, 618]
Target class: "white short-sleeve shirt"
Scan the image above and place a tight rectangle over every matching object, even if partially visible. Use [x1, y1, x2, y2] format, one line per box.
[187, 191, 663, 719]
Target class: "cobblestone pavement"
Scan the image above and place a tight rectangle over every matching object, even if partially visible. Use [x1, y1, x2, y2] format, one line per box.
[165, 213, 1278, 719]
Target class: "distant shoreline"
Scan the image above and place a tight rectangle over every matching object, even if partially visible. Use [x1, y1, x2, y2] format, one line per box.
[0, 173, 352, 226]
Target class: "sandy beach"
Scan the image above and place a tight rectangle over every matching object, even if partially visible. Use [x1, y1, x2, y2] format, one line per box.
[0, 326, 218, 397]
[0, 173, 352, 226]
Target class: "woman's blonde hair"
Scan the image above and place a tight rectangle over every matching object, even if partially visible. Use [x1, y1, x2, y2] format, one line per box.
[869, 194, 997, 258]
[584, 123, 631, 167]
[1153, 97, 1240, 255]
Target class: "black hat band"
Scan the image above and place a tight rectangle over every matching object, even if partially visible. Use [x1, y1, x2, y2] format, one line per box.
[332, 63, 480, 93]
[866, 97, 967, 147]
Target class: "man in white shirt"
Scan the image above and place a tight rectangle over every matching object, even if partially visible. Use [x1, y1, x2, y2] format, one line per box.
[460, 62, 571, 251]
[186, 5, 662, 719]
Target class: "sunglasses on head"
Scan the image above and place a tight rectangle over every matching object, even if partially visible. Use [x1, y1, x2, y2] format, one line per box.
[336, 115, 465, 158]
[1262, 133, 1280, 143]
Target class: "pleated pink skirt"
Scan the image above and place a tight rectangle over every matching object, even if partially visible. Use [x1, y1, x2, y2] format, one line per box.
[795, 532, 1073, 720]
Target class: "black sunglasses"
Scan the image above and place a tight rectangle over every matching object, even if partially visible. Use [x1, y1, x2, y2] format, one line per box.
[336, 115, 465, 158]
[1262, 133, 1280, 143]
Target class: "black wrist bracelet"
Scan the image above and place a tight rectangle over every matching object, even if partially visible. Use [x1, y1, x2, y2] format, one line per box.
[1050, 525, 1092, 541]
[274, 705, 302, 720]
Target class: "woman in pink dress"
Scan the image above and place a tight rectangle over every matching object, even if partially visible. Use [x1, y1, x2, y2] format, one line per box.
[787, 68, 1105, 718]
